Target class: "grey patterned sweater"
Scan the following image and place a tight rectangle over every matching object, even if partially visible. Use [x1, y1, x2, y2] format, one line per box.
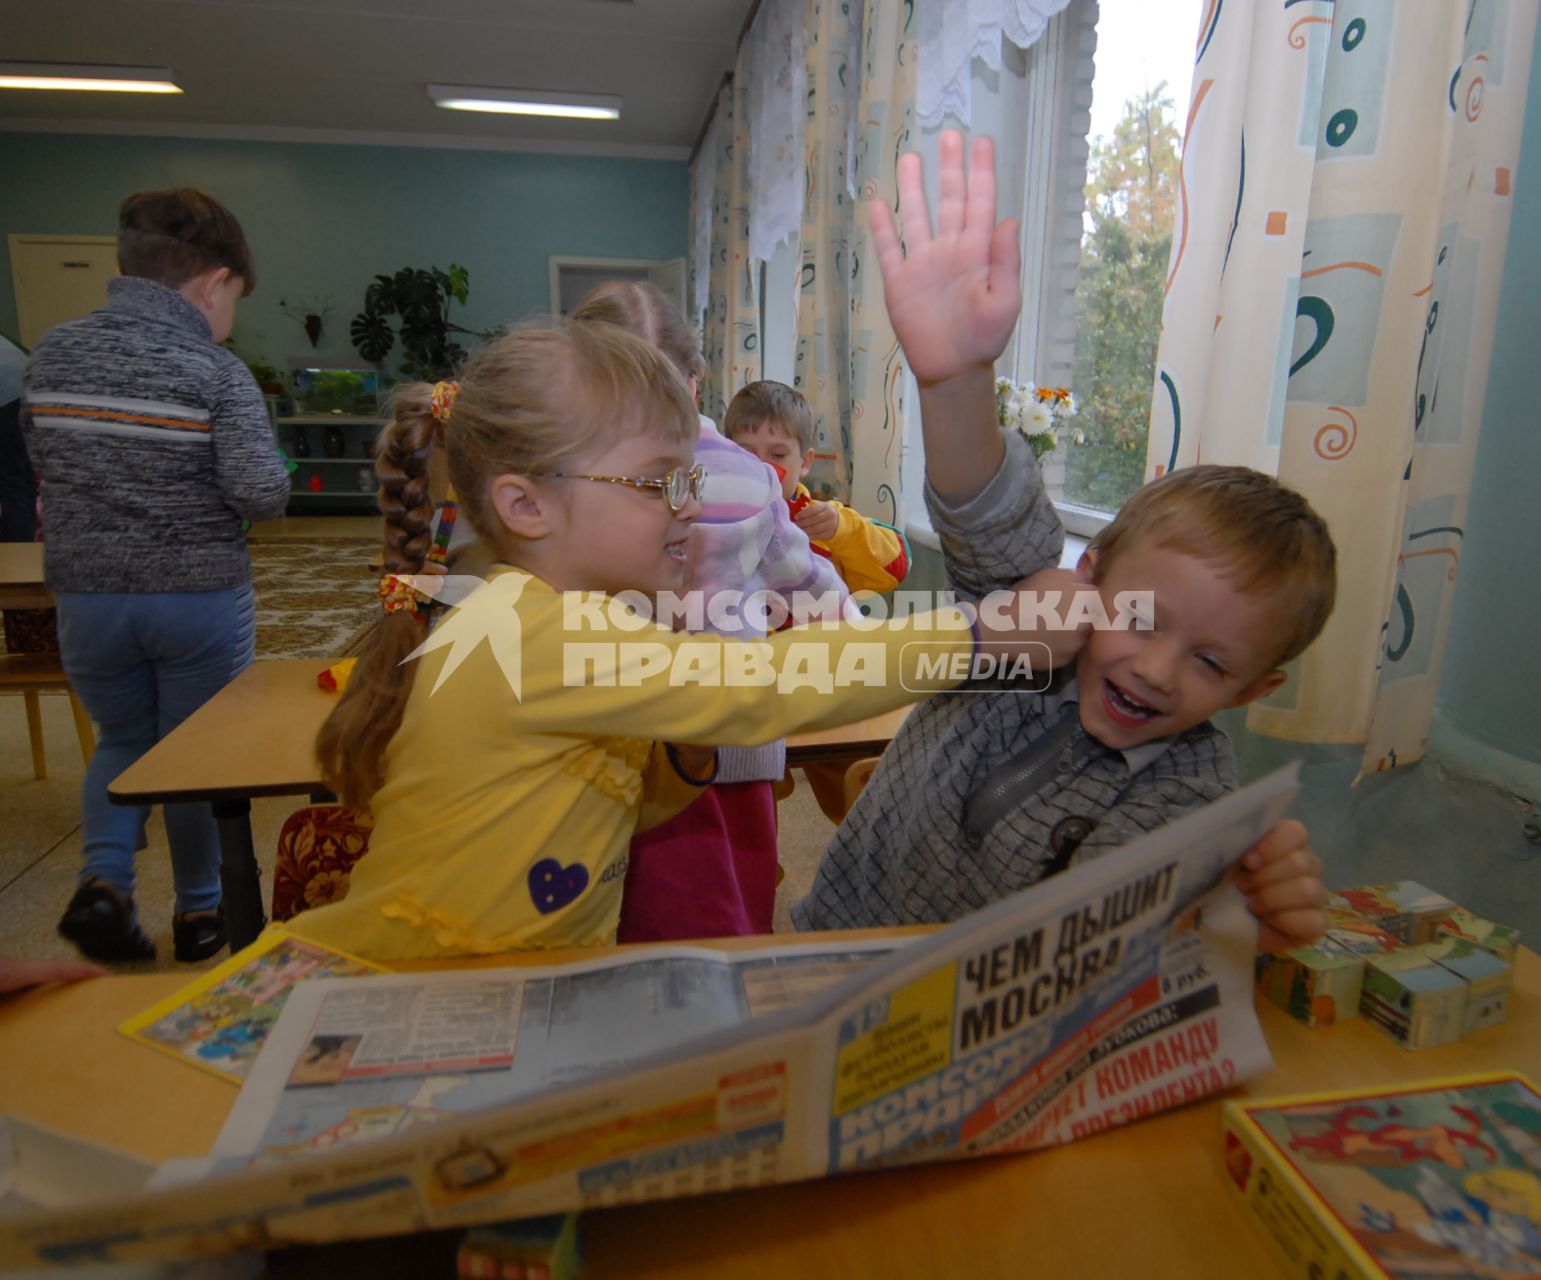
[21, 277, 291, 593]
[792, 431, 1238, 930]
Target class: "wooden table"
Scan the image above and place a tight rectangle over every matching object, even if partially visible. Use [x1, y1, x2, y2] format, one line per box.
[1, 939, 1535, 1277]
[108, 660, 339, 951]
[0, 542, 49, 610]
[785, 703, 909, 766]
[109, 660, 914, 951]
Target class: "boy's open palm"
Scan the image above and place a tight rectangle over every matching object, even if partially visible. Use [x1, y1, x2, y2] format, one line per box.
[869, 132, 1023, 386]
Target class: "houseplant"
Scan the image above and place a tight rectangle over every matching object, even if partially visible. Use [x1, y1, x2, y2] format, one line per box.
[349, 264, 480, 379]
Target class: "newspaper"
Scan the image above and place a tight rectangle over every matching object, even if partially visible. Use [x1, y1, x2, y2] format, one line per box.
[213, 941, 898, 1164]
[0, 764, 1298, 1268]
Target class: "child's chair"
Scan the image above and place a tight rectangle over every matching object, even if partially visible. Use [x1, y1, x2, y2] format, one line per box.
[1, 608, 94, 780]
[841, 756, 881, 820]
[270, 805, 372, 922]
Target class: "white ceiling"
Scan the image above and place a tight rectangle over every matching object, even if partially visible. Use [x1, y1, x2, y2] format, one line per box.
[0, 0, 755, 159]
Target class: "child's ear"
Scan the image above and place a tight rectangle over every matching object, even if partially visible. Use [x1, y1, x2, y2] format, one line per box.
[1076, 546, 1098, 582]
[488, 474, 555, 539]
[1227, 668, 1287, 709]
[181, 265, 231, 311]
[799, 447, 816, 480]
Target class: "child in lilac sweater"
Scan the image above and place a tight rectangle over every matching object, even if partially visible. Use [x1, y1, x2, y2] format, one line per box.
[570, 283, 848, 939]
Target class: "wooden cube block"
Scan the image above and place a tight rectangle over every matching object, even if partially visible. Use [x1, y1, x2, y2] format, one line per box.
[1360, 948, 1468, 1049]
[1327, 881, 1455, 945]
[1414, 937, 1513, 1035]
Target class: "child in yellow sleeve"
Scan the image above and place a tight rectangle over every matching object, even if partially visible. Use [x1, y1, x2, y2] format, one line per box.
[724, 380, 910, 594]
[293, 323, 1058, 963]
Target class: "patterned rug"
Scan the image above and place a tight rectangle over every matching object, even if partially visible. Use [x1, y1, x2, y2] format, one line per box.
[0, 538, 381, 661]
[249, 537, 382, 659]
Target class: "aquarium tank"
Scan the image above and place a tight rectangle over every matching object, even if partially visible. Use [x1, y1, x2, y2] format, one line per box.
[292, 367, 383, 417]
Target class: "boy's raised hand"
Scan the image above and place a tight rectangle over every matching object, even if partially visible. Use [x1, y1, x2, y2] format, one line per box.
[869, 131, 1022, 387]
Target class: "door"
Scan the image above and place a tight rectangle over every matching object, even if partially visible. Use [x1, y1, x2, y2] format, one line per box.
[9, 235, 119, 347]
[549, 256, 687, 317]
[646, 258, 687, 312]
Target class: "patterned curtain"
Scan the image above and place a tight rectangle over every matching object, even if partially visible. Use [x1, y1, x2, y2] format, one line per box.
[694, 64, 762, 422]
[1147, 0, 1536, 778]
[795, 0, 915, 522]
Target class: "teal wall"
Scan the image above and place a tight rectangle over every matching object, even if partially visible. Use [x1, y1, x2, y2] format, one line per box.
[0, 133, 687, 371]
[1435, 25, 1541, 772]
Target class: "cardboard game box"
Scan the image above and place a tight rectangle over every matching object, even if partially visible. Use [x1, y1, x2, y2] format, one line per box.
[1221, 1072, 1541, 1280]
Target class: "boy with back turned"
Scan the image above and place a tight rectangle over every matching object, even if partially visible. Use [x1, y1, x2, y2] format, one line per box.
[23, 187, 290, 963]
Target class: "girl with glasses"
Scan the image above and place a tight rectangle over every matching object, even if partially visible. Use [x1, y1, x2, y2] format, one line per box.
[301, 320, 1041, 962]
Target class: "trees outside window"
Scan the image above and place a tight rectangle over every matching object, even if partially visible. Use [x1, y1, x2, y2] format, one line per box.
[1064, 83, 1182, 513]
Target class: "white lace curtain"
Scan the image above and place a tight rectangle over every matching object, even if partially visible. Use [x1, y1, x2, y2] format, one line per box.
[916, 0, 1074, 130]
[744, 0, 808, 265]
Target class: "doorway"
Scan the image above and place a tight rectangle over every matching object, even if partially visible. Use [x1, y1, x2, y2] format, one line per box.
[9, 235, 119, 348]
[549, 256, 686, 317]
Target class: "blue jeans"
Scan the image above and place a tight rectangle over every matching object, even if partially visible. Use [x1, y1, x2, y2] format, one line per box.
[55, 585, 256, 914]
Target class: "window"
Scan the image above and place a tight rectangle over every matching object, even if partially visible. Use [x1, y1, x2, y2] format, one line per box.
[1060, 0, 1193, 517]
[902, 0, 1196, 543]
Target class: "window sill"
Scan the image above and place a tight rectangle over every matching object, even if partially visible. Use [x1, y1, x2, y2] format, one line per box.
[905, 514, 1089, 570]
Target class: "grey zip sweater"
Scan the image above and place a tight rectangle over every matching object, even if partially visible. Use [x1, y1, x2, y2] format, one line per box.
[793, 431, 1237, 931]
[21, 276, 292, 593]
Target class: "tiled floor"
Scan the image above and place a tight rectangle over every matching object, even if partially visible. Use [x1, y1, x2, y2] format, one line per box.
[1218, 710, 1541, 942]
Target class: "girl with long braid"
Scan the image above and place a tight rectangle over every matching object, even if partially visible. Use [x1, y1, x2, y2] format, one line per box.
[297, 321, 1039, 961]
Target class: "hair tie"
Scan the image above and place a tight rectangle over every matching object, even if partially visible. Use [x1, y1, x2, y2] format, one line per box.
[379, 573, 422, 618]
[430, 380, 460, 428]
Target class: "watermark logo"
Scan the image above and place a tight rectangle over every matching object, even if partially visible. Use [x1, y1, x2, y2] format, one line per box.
[385, 574, 1151, 702]
[900, 643, 1054, 692]
[404, 571, 529, 699]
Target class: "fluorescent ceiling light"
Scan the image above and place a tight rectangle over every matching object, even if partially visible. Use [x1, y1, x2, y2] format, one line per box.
[0, 62, 182, 94]
[428, 85, 620, 120]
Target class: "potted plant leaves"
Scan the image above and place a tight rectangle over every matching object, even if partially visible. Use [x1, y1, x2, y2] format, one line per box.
[350, 264, 482, 379]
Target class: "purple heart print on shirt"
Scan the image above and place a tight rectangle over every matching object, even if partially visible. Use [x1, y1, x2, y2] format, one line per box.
[528, 858, 589, 914]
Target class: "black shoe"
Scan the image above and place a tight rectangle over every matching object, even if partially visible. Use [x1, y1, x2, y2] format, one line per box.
[57, 878, 156, 963]
[172, 906, 227, 962]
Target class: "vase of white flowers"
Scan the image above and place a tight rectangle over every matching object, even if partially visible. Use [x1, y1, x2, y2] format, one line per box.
[996, 377, 1081, 458]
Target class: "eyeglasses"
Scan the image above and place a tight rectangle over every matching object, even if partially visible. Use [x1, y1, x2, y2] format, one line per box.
[545, 463, 707, 514]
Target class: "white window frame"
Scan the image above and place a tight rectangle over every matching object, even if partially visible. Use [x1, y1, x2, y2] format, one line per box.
[903, 0, 1112, 554]
[758, 236, 800, 384]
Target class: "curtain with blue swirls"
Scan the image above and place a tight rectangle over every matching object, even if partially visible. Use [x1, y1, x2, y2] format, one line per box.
[1148, 0, 1536, 777]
